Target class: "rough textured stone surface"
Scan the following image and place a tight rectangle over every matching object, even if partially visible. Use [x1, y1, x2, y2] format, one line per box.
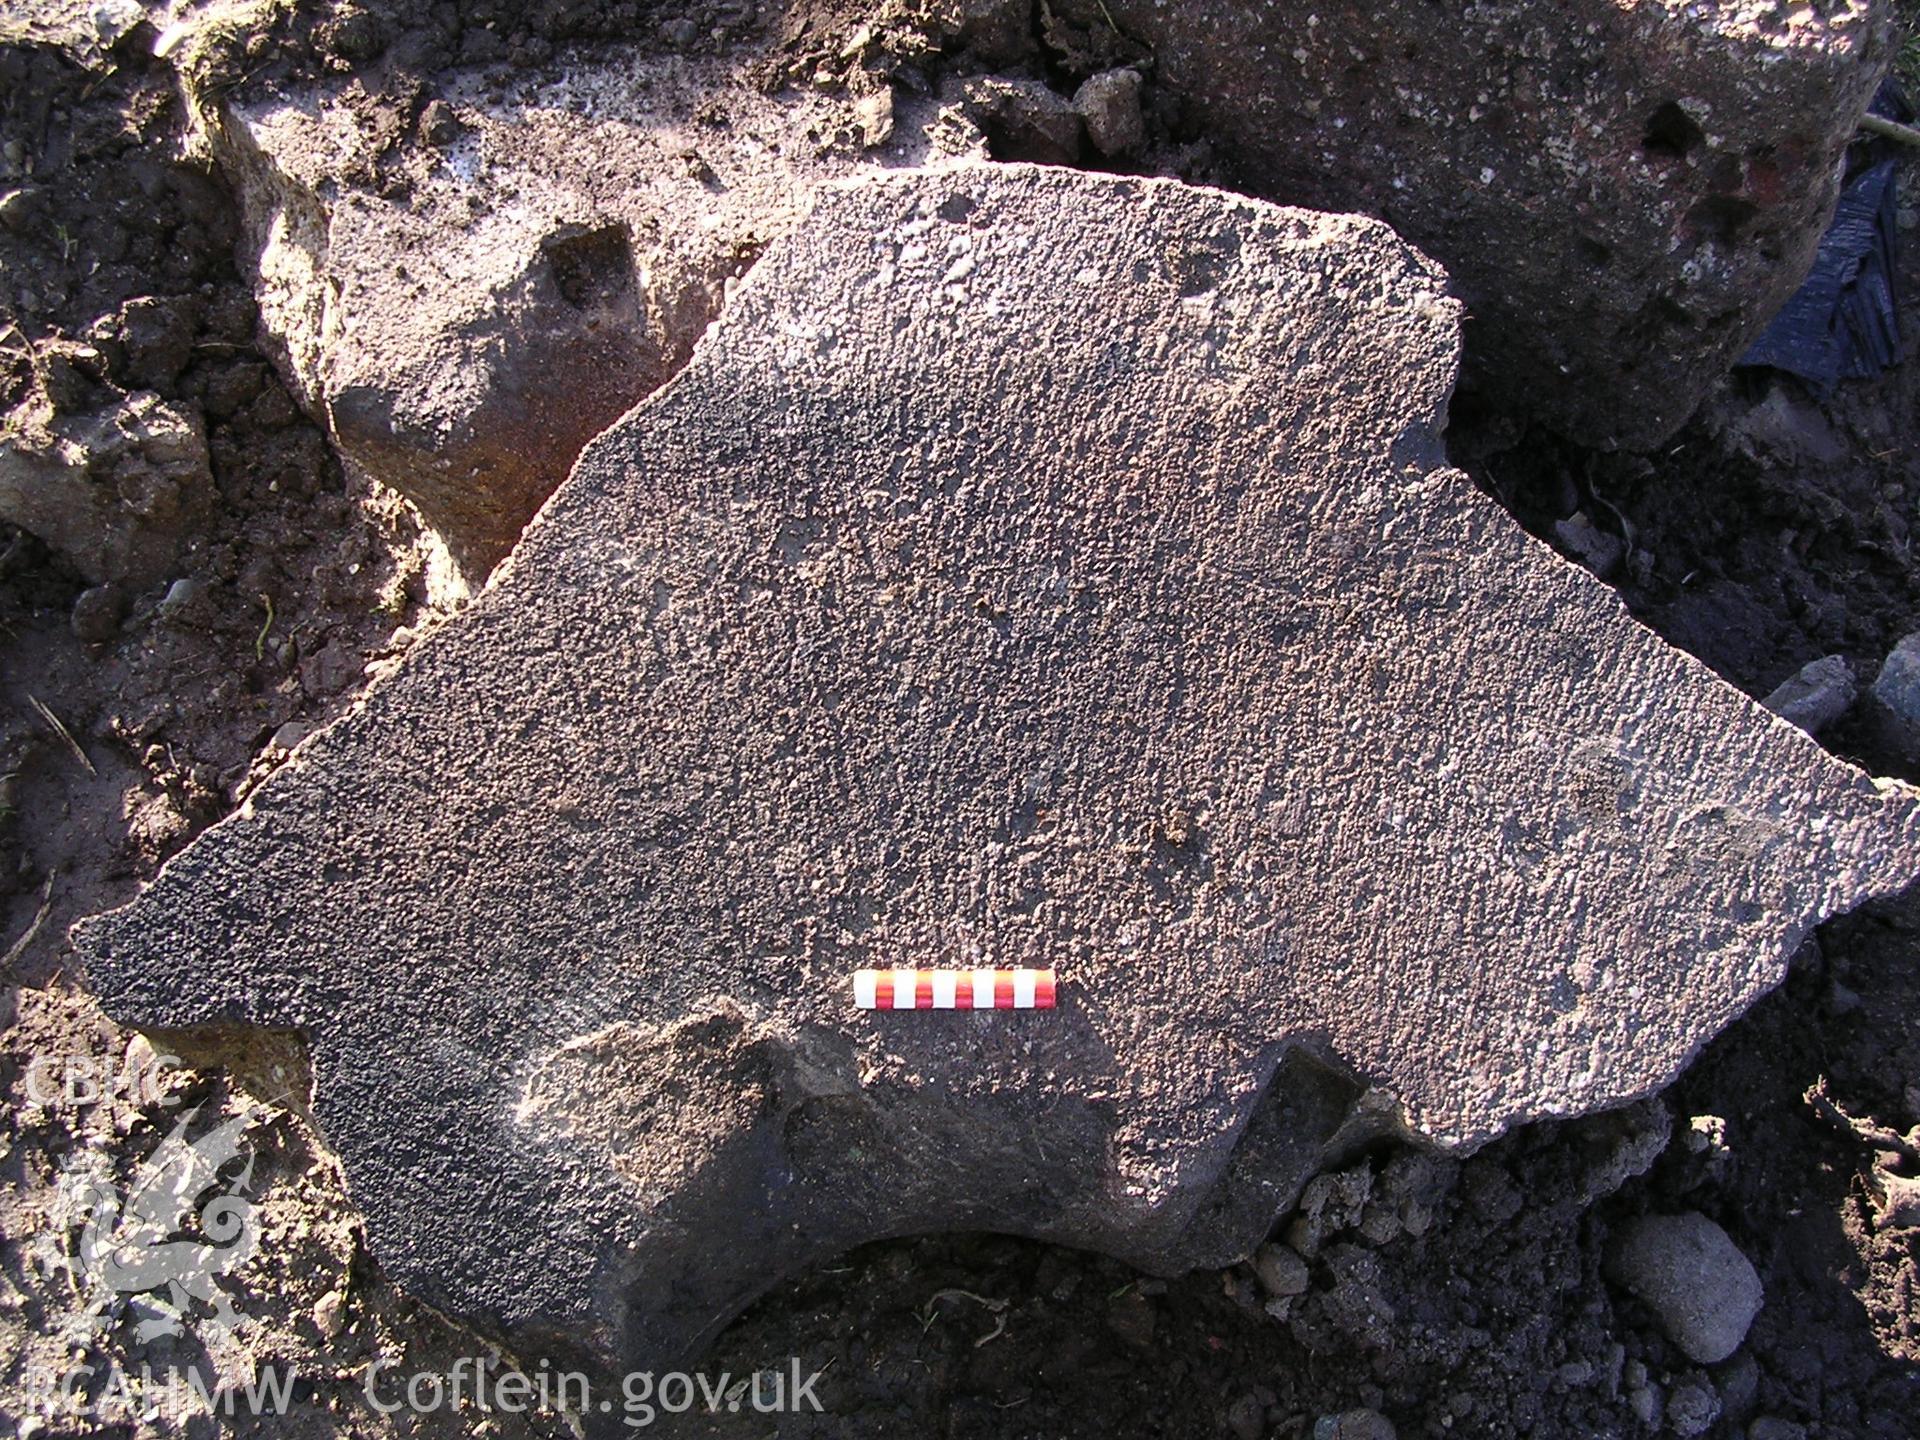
[170, 17, 971, 586]
[961, 74, 1085, 164]
[1605, 1211, 1765, 1363]
[1552, 511, 1625, 580]
[1253, 1242, 1310, 1299]
[1870, 630, 1920, 746]
[1073, 69, 1145, 157]
[1665, 1377, 1722, 1438]
[1034, 0, 1895, 449]
[1315, 1410, 1398, 1440]
[1763, 654, 1858, 736]
[74, 165, 1919, 1396]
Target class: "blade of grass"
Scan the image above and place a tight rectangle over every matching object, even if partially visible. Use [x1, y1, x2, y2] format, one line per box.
[27, 694, 95, 776]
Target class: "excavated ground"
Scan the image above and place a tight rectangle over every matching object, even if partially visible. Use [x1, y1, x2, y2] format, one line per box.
[2, 7, 1918, 1438]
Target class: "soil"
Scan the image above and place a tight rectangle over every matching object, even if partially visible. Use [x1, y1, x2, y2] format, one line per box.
[3, 6, 1919, 1440]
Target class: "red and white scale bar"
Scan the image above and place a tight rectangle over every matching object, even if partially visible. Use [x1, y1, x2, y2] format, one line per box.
[853, 968, 1056, 1010]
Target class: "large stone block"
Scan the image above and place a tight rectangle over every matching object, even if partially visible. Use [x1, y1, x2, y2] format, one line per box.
[174, 23, 956, 586]
[73, 165, 1919, 1407]
[1036, 0, 1894, 449]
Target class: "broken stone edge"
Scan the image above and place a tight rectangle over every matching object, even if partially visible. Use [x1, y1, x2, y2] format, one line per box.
[66, 162, 1920, 1391]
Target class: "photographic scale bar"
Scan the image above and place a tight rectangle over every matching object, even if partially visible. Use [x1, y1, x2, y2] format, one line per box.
[853, 968, 1056, 1010]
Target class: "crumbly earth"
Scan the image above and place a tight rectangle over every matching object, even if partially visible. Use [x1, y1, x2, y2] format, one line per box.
[2, 6, 1918, 1440]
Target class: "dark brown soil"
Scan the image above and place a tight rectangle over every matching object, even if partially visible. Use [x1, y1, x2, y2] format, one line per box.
[0, 29, 436, 992]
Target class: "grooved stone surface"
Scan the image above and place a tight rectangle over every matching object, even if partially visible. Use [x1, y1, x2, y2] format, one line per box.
[72, 165, 1920, 1389]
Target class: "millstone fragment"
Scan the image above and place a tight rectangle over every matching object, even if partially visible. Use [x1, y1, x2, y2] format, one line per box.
[72, 164, 1920, 1399]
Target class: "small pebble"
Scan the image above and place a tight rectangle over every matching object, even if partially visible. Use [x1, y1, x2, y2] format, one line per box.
[419, 98, 459, 147]
[313, 1289, 346, 1339]
[271, 720, 313, 753]
[1225, 1392, 1264, 1440]
[72, 583, 125, 643]
[1665, 1374, 1719, 1437]
[157, 576, 203, 617]
[1871, 631, 1920, 754]
[1252, 1242, 1310, 1298]
[854, 89, 894, 148]
[1605, 1211, 1763, 1364]
[1552, 510, 1624, 578]
[1312, 1408, 1395, 1440]
[1762, 654, 1856, 737]
[1073, 69, 1146, 157]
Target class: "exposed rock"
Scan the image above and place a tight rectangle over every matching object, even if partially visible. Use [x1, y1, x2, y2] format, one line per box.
[1033, 0, 1896, 449]
[165, 15, 973, 587]
[1665, 1373, 1721, 1437]
[70, 583, 124, 644]
[155, 576, 206, 621]
[1764, 654, 1858, 737]
[311, 1288, 345, 1339]
[417, 97, 458, 148]
[1605, 1211, 1764, 1363]
[854, 88, 896, 149]
[74, 166, 1918, 1402]
[1551, 511, 1624, 580]
[1225, 1392, 1265, 1440]
[1870, 631, 1920, 752]
[0, 384, 211, 588]
[1252, 1242, 1310, 1299]
[1314, 1408, 1396, 1440]
[1074, 69, 1145, 158]
[962, 75, 1085, 164]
